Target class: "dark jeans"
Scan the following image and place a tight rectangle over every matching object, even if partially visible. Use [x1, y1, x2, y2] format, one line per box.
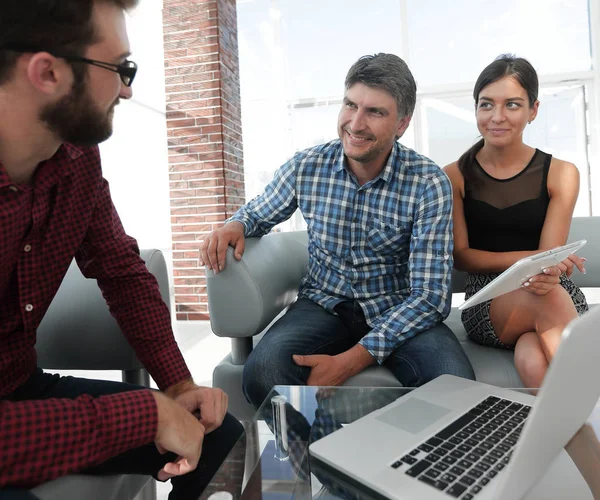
[242, 298, 475, 408]
[1, 369, 244, 500]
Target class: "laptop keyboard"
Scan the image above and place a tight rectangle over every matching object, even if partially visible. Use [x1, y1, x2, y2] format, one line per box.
[390, 396, 531, 499]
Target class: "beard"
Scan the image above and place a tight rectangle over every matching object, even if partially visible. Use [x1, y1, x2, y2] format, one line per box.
[40, 69, 117, 146]
[339, 126, 388, 164]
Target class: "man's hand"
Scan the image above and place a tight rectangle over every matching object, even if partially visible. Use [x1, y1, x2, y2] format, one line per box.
[199, 221, 245, 273]
[152, 391, 206, 481]
[166, 380, 228, 434]
[293, 345, 375, 386]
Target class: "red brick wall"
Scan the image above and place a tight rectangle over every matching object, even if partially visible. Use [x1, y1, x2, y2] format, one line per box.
[162, 0, 245, 320]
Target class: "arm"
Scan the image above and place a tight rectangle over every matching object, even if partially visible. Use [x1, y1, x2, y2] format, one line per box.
[358, 171, 454, 363]
[200, 155, 300, 271]
[444, 162, 532, 273]
[0, 391, 157, 488]
[76, 177, 190, 391]
[538, 159, 580, 248]
[228, 155, 299, 237]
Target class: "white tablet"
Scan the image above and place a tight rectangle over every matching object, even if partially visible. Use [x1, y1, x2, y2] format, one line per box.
[458, 239, 587, 311]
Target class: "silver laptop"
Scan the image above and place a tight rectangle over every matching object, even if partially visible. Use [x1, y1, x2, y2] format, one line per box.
[309, 306, 600, 499]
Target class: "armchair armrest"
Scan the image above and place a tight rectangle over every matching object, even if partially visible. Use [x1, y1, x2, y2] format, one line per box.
[207, 230, 309, 340]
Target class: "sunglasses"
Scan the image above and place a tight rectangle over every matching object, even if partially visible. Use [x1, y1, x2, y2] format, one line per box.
[2, 43, 137, 87]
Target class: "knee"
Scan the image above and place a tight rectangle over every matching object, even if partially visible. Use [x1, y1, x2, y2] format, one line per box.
[389, 324, 475, 385]
[536, 286, 575, 317]
[242, 349, 288, 407]
[242, 353, 270, 407]
[422, 324, 476, 381]
[514, 339, 547, 388]
[220, 412, 244, 445]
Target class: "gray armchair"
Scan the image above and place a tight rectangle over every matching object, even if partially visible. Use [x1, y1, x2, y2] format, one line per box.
[29, 249, 168, 500]
[208, 217, 600, 421]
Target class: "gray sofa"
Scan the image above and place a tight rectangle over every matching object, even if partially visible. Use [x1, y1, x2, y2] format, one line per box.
[27, 249, 168, 500]
[208, 217, 600, 421]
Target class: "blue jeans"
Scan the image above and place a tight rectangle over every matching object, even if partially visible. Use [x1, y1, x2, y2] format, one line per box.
[1, 369, 244, 500]
[242, 298, 475, 408]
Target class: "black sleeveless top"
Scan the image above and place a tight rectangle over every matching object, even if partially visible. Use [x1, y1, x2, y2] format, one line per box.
[463, 149, 551, 252]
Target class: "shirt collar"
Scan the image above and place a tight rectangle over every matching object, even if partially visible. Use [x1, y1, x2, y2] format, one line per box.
[0, 142, 83, 190]
[57, 142, 84, 172]
[0, 163, 11, 188]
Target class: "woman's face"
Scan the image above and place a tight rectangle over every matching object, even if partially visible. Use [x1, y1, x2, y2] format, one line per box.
[476, 76, 539, 148]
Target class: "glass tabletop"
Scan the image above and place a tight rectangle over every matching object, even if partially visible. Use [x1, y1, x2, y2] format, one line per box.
[199, 385, 600, 500]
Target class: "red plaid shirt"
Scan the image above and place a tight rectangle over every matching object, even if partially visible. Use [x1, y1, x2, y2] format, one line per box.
[0, 143, 191, 487]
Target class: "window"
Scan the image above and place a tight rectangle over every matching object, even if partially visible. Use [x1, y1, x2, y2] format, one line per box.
[237, 0, 599, 222]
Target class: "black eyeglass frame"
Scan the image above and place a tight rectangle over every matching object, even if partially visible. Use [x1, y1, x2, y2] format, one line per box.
[1, 43, 137, 86]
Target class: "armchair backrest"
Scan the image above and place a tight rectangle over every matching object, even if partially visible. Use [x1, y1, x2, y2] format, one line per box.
[36, 249, 170, 371]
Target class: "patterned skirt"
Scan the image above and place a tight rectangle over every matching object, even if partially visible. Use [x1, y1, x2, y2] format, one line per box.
[461, 272, 589, 349]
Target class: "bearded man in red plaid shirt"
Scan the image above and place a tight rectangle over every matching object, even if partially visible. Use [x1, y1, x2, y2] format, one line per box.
[0, 1, 243, 498]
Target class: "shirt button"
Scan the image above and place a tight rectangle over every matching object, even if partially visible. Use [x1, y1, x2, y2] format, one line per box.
[24, 245, 32, 252]
[25, 304, 34, 312]
[9, 186, 18, 192]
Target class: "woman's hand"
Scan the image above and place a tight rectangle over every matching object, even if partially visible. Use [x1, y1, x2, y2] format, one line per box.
[556, 254, 587, 278]
[522, 266, 562, 295]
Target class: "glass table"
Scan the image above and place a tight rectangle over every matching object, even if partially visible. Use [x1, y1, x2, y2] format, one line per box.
[199, 386, 600, 500]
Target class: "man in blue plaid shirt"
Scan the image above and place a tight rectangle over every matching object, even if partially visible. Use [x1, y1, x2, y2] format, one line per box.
[200, 53, 475, 408]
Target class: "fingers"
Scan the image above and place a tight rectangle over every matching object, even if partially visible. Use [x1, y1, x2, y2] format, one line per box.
[198, 388, 228, 434]
[158, 457, 195, 480]
[566, 254, 586, 275]
[206, 235, 221, 273]
[234, 237, 245, 260]
[216, 237, 231, 273]
[523, 273, 560, 295]
[198, 223, 245, 273]
[541, 266, 561, 277]
[153, 392, 204, 474]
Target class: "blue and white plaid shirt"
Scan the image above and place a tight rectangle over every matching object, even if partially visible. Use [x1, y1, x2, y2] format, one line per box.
[230, 139, 453, 363]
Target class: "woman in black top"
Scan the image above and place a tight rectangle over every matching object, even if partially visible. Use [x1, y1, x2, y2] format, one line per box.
[444, 54, 588, 390]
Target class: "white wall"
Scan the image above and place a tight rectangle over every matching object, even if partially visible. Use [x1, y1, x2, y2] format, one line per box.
[99, 1, 171, 256]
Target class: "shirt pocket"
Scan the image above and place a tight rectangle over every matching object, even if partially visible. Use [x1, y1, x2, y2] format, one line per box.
[366, 218, 411, 256]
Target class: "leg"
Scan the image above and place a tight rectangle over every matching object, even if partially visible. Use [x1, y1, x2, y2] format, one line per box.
[383, 323, 475, 386]
[0, 491, 40, 500]
[565, 424, 600, 499]
[242, 298, 351, 408]
[513, 332, 548, 391]
[491, 285, 578, 358]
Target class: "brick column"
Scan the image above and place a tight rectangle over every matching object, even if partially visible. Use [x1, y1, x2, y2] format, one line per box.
[162, 0, 245, 320]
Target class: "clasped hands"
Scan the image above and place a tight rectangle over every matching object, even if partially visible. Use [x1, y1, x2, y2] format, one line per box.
[522, 254, 586, 295]
[153, 381, 228, 481]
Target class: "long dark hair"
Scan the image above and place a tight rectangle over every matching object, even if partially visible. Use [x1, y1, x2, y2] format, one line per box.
[458, 54, 539, 185]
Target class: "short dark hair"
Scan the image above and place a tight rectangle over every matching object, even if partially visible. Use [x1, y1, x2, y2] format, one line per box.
[345, 53, 417, 119]
[0, 0, 138, 84]
[458, 54, 539, 183]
